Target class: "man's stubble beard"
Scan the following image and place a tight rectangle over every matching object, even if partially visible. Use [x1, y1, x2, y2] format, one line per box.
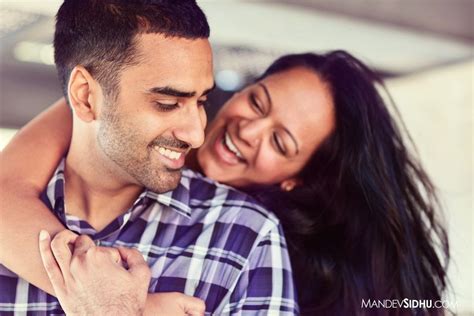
[96, 97, 182, 193]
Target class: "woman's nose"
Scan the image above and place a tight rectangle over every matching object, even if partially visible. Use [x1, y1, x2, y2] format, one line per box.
[237, 118, 268, 147]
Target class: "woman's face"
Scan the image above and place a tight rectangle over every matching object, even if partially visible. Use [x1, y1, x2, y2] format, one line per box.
[197, 67, 335, 188]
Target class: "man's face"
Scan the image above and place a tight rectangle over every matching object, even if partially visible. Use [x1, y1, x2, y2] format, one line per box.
[97, 33, 214, 193]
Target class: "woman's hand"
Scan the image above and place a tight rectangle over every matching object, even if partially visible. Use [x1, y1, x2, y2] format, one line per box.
[145, 292, 206, 316]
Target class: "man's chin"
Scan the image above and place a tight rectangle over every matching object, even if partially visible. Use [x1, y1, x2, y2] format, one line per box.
[142, 171, 182, 193]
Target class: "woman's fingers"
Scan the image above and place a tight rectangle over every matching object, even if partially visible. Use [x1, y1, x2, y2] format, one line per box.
[49, 230, 77, 281]
[38, 230, 65, 293]
[73, 234, 121, 266]
[90, 246, 122, 265]
[72, 234, 95, 256]
[180, 294, 206, 316]
[117, 247, 150, 279]
[145, 293, 206, 316]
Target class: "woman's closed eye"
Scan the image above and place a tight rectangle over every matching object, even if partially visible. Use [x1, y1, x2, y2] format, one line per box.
[249, 93, 265, 115]
[272, 132, 287, 156]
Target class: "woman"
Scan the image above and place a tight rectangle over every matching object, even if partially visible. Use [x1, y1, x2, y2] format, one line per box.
[0, 51, 449, 315]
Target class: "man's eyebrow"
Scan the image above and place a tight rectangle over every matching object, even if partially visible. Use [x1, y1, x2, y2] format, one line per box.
[258, 82, 299, 155]
[147, 83, 216, 98]
[148, 86, 195, 98]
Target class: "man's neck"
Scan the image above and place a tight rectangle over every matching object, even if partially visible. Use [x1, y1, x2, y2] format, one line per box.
[63, 136, 143, 232]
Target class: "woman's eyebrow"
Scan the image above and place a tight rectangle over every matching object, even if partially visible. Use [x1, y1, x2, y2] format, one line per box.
[283, 127, 300, 155]
[258, 82, 300, 155]
[258, 83, 272, 111]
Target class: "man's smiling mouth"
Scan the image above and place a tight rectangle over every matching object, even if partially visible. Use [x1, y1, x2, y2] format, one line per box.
[154, 146, 183, 160]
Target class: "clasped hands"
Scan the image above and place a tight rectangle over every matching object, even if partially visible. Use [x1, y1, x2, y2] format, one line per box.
[38, 230, 205, 316]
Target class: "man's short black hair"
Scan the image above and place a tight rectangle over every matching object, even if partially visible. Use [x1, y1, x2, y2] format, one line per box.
[54, 0, 210, 99]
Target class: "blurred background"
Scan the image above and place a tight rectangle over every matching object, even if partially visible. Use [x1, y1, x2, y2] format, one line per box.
[0, 0, 472, 313]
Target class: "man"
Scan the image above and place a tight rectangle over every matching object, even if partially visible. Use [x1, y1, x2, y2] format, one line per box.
[0, 1, 298, 315]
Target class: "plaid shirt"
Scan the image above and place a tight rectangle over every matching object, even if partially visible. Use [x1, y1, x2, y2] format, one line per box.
[0, 160, 298, 315]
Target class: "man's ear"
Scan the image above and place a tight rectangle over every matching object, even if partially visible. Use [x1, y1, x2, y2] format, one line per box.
[280, 178, 302, 192]
[68, 66, 100, 122]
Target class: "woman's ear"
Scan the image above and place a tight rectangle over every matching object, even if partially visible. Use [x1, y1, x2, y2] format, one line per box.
[280, 178, 302, 192]
[67, 66, 100, 122]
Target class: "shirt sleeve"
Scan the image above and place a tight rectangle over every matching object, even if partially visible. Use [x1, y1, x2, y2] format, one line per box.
[220, 223, 299, 315]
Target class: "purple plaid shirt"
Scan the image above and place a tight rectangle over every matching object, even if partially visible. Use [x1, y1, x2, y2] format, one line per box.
[0, 160, 298, 315]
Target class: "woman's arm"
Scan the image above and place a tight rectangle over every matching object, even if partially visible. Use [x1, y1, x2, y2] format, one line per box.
[0, 98, 72, 295]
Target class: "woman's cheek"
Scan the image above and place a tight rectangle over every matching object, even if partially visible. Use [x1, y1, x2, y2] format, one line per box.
[253, 155, 287, 184]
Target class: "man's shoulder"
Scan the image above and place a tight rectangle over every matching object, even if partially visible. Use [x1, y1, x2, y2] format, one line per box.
[181, 168, 281, 232]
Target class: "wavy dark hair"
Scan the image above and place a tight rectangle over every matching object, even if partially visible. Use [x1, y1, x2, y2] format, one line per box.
[247, 51, 450, 315]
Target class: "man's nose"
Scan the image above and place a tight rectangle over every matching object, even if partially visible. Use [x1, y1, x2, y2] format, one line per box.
[237, 118, 268, 148]
[172, 104, 206, 149]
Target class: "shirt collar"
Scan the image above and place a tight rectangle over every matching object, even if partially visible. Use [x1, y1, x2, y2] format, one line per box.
[47, 159, 66, 217]
[48, 159, 193, 219]
[142, 169, 192, 218]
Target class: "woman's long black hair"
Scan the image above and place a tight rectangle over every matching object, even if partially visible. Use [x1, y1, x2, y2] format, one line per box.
[248, 51, 449, 315]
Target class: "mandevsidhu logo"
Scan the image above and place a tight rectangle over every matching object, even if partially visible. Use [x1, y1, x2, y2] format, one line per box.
[361, 299, 456, 309]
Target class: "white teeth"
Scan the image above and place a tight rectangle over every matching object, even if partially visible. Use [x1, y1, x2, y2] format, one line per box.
[224, 132, 243, 158]
[155, 146, 182, 160]
[171, 151, 180, 159]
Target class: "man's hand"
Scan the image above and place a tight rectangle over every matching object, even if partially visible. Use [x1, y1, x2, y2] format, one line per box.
[38, 230, 150, 316]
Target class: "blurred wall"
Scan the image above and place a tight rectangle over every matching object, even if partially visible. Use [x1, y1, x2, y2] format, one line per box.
[387, 61, 473, 313]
